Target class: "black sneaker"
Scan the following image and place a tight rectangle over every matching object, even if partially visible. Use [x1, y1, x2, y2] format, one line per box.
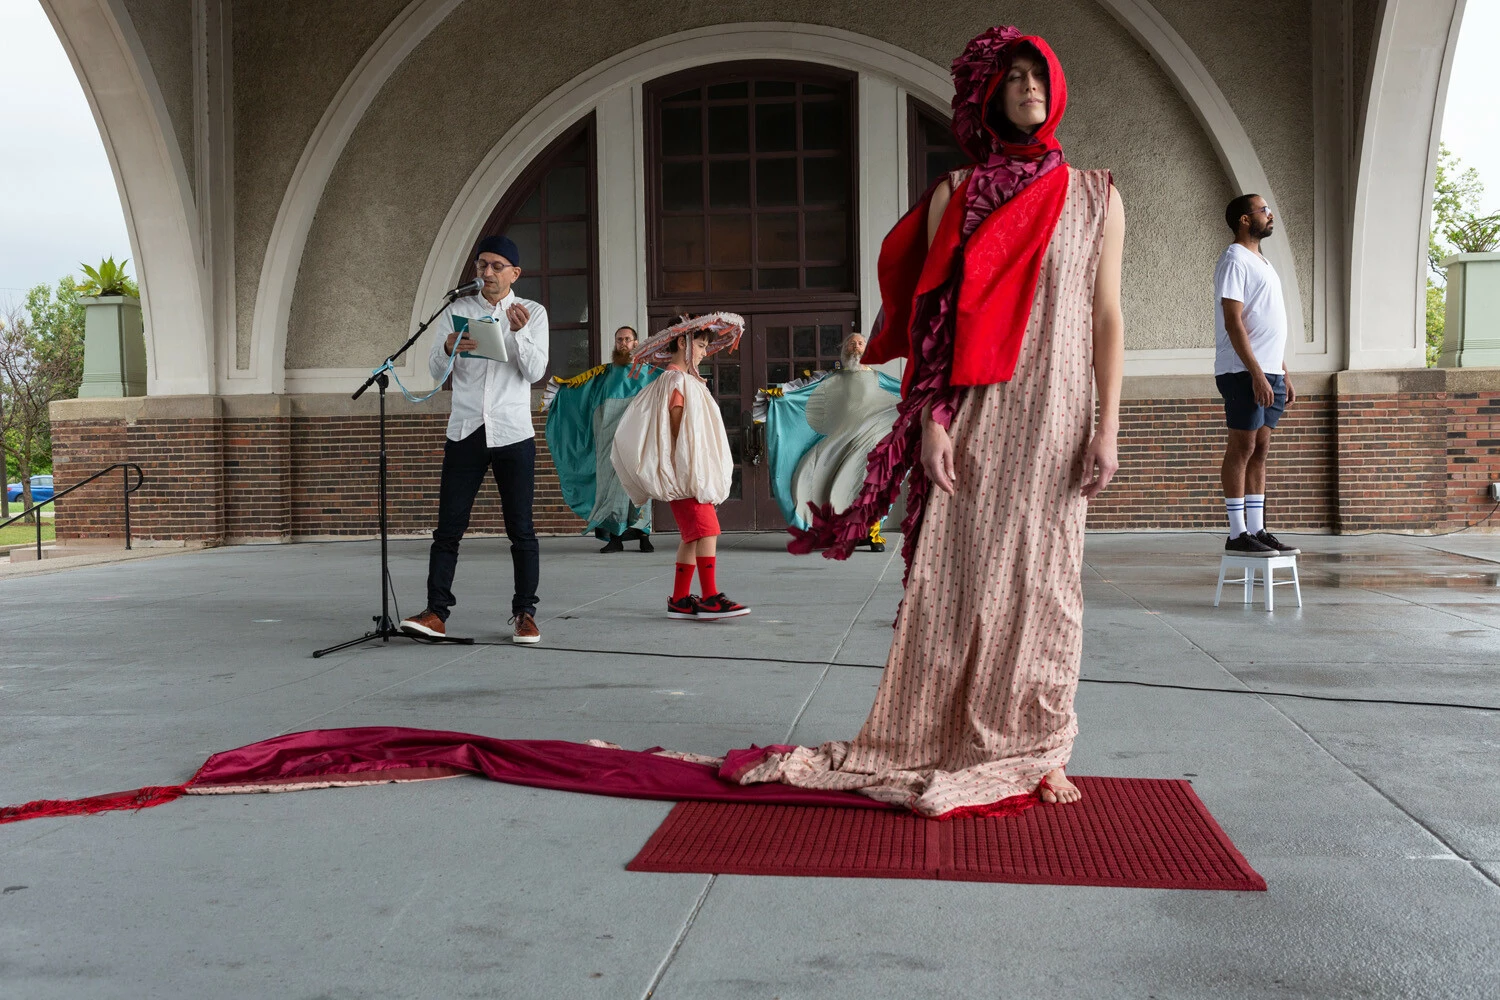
[599, 537, 625, 553]
[1254, 530, 1300, 555]
[639, 535, 655, 553]
[667, 595, 699, 620]
[1225, 532, 1275, 556]
[696, 593, 751, 619]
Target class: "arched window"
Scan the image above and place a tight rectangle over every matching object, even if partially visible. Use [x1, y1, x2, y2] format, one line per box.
[467, 116, 598, 380]
[907, 98, 967, 205]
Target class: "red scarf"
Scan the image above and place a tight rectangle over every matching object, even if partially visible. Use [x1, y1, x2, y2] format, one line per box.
[866, 29, 1070, 386]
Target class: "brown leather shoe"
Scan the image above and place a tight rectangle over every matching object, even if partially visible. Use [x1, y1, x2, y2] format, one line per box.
[511, 612, 541, 644]
[399, 609, 446, 637]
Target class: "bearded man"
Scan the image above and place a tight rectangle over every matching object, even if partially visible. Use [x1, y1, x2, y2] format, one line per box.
[755, 333, 900, 550]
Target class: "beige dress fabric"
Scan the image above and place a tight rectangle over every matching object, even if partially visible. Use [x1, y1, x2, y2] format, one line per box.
[611, 368, 733, 506]
[736, 168, 1113, 817]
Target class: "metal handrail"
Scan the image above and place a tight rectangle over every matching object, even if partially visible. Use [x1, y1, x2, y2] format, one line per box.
[1, 463, 145, 561]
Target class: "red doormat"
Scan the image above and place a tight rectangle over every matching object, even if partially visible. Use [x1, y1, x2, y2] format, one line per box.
[628, 777, 1266, 890]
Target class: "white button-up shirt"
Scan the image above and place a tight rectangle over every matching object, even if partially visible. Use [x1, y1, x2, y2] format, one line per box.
[430, 290, 549, 448]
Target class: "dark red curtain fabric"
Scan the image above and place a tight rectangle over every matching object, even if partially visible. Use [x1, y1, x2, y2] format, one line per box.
[186, 728, 892, 809]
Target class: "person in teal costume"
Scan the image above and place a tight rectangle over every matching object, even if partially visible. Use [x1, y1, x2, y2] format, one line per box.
[543, 326, 661, 552]
[754, 333, 901, 551]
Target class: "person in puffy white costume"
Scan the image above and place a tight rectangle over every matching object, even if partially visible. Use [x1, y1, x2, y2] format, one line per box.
[611, 313, 752, 621]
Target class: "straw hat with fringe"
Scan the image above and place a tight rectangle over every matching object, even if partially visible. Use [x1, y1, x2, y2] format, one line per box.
[629, 312, 744, 375]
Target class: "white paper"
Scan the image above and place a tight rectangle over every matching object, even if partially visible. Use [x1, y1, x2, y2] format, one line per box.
[454, 314, 509, 363]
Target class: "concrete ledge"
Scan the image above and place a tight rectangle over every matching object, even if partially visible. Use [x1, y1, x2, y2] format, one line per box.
[49, 394, 223, 422]
[1120, 372, 1334, 399]
[1335, 366, 1500, 395]
[288, 392, 454, 418]
[222, 394, 292, 419]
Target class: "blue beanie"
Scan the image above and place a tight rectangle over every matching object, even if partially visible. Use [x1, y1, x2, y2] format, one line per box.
[475, 234, 520, 267]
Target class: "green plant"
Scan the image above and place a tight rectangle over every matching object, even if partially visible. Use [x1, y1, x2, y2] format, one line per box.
[1444, 213, 1500, 255]
[76, 256, 140, 298]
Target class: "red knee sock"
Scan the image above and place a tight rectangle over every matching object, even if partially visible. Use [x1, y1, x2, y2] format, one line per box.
[673, 562, 696, 601]
[696, 556, 717, 597]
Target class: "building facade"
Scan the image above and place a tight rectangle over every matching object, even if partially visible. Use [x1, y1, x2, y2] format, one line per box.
[41, 0, 1498, 543]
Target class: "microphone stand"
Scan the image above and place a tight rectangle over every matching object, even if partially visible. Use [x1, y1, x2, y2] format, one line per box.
[313, 291, 477, 657]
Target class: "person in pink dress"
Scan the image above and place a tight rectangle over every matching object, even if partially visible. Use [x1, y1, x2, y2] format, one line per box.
[728, 27, 1126, 817]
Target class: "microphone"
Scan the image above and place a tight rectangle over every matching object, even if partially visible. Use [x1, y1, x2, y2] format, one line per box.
[446, 277, 484, 299]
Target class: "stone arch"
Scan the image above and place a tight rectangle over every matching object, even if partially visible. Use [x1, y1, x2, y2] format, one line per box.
[255, 7, 1311, 389]
[41, 0, 209, 395]
[1348, 0, 1466, 370]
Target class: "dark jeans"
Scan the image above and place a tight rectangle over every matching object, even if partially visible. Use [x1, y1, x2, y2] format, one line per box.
[426, 429, 539, 621]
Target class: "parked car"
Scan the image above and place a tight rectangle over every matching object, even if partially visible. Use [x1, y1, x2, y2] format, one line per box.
[5, 475, 54, 503]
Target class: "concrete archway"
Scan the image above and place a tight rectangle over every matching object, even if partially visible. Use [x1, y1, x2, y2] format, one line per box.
[1349, 0, 1467, 370]
[41, 0, 211, 395]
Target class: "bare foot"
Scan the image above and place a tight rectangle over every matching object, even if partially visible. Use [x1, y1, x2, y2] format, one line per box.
[1039, 768, 1082, 804]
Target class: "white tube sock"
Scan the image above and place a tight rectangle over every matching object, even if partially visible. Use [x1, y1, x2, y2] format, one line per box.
[1224, 497, 1247, 537]
[1245, 495, 1265, 534]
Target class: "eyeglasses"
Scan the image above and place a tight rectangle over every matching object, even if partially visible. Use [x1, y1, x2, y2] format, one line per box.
[1250, 205, 1274, 217]
[475, 260, 516, 273]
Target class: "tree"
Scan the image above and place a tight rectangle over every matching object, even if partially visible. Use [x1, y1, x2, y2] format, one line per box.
[0, 281, 85, 521]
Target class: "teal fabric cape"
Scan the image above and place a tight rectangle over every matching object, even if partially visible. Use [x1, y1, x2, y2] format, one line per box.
[544, 364, 661, 536]
[758, 370, 901, 528]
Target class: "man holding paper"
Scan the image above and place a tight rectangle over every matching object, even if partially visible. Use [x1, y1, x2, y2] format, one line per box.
[400, 235, 549, 644]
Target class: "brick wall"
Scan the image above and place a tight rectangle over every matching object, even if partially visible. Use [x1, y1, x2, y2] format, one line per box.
[49, 395, 586, 546]
[1087, 393, 1337, 530]
[224, 410, 291, 542]
[48, 376, 1500, 545]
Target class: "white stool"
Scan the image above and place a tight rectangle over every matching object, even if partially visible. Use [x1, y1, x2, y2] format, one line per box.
[1215, 554, 1301, 610]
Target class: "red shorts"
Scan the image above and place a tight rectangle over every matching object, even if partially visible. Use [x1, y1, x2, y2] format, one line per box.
[669, 499, 720, 542]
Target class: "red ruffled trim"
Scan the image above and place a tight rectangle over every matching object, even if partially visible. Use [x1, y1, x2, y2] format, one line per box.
[0, 784, 188, 824]
[930, 789, 1039, 822]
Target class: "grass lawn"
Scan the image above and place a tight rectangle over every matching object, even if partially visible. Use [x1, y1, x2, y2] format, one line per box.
[0, 517, 56, 547]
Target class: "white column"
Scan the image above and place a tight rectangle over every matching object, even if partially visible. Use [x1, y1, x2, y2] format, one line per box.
[857, 74, 904, 337]
[595, 87, 647, 347]
[1348, 0, 1466, 370]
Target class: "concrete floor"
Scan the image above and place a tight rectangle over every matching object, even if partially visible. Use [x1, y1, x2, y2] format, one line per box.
[1, 531, 1498, 999]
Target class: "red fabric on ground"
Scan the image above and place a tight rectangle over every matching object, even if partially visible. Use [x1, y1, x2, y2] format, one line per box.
[628, 778, 1268, 890]
[669, 498, 720, 542]
[0, 784, 188, 824]
[184, 729, 893, 808]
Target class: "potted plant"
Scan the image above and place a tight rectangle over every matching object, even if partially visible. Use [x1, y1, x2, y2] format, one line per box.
[1439, 214, 1500, 368]
[76, 257, 146, 397]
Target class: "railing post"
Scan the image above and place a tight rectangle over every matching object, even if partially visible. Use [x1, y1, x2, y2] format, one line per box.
[36, 500, 43, 561]
[122, 465, 133, 550]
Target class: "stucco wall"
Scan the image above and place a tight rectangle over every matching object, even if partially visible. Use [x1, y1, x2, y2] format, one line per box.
[122, 0, 194, 199]
[1148, 0, 1314, 347]
[231, 0, 409, 369]
[283, 0, 1241, 369]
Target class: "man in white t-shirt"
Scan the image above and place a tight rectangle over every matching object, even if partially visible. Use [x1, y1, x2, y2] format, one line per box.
[1214, 193, 1300, 557]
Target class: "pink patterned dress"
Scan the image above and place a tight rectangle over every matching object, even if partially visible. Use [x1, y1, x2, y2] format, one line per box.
[733, 168, 1114, 817]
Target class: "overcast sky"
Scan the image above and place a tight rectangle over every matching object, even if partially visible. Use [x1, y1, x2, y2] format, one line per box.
[1, 2, 1498, 307]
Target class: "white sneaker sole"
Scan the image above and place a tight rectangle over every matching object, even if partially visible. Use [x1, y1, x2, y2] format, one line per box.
[399, 620, 445, 638]
[667, 610, 698, 620]
[511, 634, 541, 644]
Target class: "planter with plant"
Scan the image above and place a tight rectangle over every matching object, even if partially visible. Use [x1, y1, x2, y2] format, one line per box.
[77, 257, 147, 397]
[1439, 214, 1500, 368]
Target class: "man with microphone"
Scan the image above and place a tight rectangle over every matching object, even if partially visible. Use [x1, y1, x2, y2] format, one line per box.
[400, 235, 549, 643]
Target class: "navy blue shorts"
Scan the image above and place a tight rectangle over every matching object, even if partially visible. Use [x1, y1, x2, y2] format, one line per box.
[1216, 371, 1286, 431]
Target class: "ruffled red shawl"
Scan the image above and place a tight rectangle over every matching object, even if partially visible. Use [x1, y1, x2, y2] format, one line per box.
[866, 28, 1070, 384]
